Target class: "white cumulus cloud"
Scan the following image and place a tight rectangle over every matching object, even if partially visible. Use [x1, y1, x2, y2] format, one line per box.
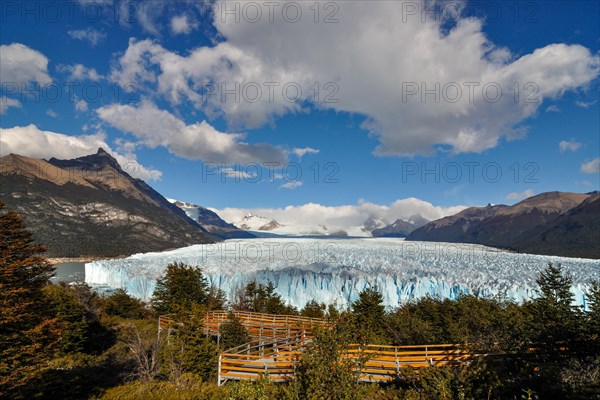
[0, 97, 22, 115]
[212, 198, 467, 233]
[110, 2, 599, 156]
[96, 101, 289, 165]
[220, 167, 257, 180]
[75, 99, 89, 112]
[0, 43, 51, 86]
[67, 28, 106, 46]
[559, 140, 581, 153]
[57, 64, 102, 81]
[581, 158, 600, 174]
[279, 181, 303, 190]
[171, 15, 197, 35]
[292, 147, 320, 159]
[506, 189, 535, 201]
[576, 100, 598, 109]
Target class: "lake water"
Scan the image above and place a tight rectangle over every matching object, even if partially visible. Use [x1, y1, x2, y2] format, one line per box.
[50, 262, 86, 283]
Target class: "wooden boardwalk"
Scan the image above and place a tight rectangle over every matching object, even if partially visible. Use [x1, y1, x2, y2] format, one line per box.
[218, 341, 476, 385]
[158, 311, 480, 386]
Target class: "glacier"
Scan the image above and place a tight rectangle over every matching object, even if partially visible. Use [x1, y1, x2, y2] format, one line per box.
[85, 238, 600, 310]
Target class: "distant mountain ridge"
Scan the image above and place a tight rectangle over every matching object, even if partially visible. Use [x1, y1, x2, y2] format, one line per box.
[371, 214, 430, 237]
[220, 212, 429, 237]
[0, 149, 217, 257]
[168, 199, 255, 239]
[407, 191, 600, 259]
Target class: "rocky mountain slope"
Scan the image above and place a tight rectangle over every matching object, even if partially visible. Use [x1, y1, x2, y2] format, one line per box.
[513, 192, 600, 258]
[0, 149, 216, 257]
[406, 191, 599, 258]
[168, 199, 254, 239]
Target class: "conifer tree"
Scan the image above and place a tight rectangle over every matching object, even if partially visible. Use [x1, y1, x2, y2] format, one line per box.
[206, 285, 227, 311]
[298, 323, 363, 399]
[238, 280, 295, 314]
[151, 262, 210, 314]
[585, 280, 600, 353]
[0, 202, 56, 393]
[103, 288, 146, 319]
[300, 299, 327, 318]
[160, 305, 218, 382]
[531, 263, 579, 355]
[44, 283, 88, 354]
[219, 312, 250, 350]
[351, 285, 387, 344]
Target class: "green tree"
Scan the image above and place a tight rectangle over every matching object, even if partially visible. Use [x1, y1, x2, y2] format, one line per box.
[585, 281, 600, 354]
[104, 288, 146, 319]
[236, 280, 296, 315]
[530, 263, 580, 354]
[326, 303, 340, 319]
[300, 300, 326, 319]
[219, 312, 250, 350]
[520, 263, 584, 398]
[351, 286, 386, 344]
[44, 283, 89, 354]
[586, 281, 600, 333]
[160, 305, 219, 383]
[0, 203, 57, 394]
[206, 285, 227, 311]
[297, 323, 365, 400]
[151, 262, 210, 314]
[386, 301, 439, 345]
[44, 282, 115, 356]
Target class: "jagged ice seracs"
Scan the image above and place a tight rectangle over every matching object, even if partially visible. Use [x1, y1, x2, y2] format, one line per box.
[85, 238, 600, 309]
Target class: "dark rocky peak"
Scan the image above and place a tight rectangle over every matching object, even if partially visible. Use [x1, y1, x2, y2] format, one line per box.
[49, 148, 123, 173]
[407, 214, 430, 227]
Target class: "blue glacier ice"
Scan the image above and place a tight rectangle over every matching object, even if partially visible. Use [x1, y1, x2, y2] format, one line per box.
[85, 238, 600, 309]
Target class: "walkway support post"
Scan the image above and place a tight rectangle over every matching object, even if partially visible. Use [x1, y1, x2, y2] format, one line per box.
[217, 354, 222, 386]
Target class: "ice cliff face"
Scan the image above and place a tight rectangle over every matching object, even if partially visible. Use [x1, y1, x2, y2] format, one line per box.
[85, 238, 599, 309]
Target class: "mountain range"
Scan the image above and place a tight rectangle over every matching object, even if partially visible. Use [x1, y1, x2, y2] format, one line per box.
[224, 213, 428, 237]
[0, 149, 426, 259]
[231, 213, 350, 236]
[2, 150, 597, 259]
[0, 149, 221, 258]
[407, 191, 600, 259]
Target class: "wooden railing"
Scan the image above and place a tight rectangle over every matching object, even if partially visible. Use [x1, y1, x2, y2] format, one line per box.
[218, 341, 479, 385]
[218, 335, 307, 385]
[203, 310, 328, 341]
[159, 310, 329, 342]
[346, 343, 477, 382]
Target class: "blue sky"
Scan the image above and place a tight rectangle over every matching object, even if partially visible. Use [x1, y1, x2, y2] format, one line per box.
[1, 0, 599, 225]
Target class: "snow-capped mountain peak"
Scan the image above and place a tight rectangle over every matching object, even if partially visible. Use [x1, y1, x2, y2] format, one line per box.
[361, 216, 386, 232]
[236, 213, 282, 231]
